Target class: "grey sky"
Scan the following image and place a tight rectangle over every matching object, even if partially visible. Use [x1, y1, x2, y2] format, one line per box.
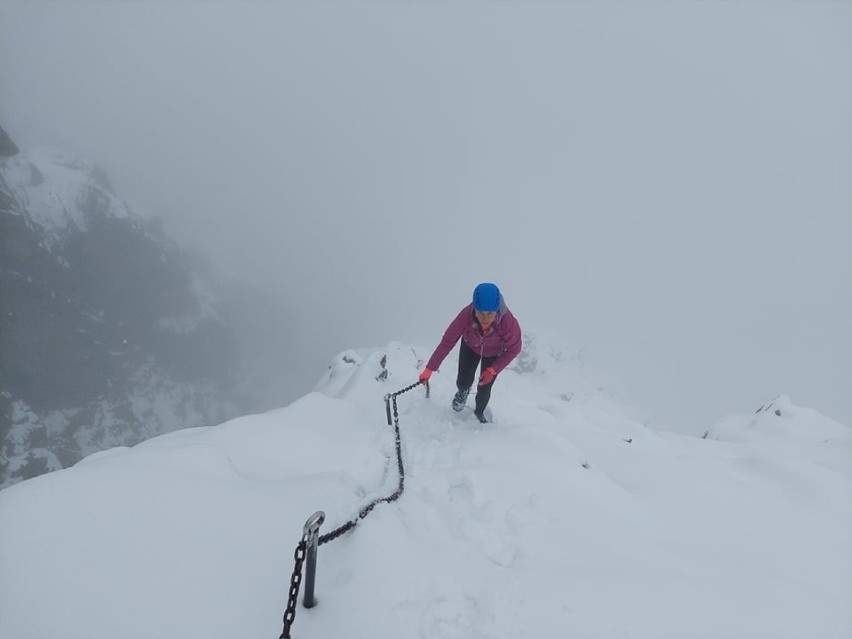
[2, 1, 850, 432]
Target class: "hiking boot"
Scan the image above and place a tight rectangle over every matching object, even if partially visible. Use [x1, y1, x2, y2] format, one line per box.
[451, 388, 470, 412]
[473, 411, 489, 424]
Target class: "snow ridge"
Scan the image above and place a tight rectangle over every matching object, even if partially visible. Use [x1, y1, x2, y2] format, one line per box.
[0, 330, 850, 639]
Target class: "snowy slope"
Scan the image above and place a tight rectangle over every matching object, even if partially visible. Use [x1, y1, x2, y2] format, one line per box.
[1, 147, 132, 240]
[0, 330, 850, 639]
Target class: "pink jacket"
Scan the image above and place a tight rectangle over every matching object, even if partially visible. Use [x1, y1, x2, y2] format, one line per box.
[426, 302, 523, 375]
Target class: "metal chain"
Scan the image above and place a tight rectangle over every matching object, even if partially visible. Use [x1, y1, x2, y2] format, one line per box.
[278, 380, 422, 639]
[279, 538, 307, 639]
[317, 380, 419, 545]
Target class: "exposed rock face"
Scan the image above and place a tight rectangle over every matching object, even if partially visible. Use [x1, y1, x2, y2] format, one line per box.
[0, 125, 18, 157]
[0, 141, 243, 488]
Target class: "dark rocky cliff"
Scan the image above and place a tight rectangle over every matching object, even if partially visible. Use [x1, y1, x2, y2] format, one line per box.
[0, 132, 244, 487]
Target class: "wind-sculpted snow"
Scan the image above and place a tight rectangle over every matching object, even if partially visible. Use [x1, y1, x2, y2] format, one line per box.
[1, 333, 850, 638]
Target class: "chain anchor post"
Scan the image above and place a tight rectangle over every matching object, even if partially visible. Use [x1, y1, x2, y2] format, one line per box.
[384, 393, 393, 426]
[302, 511, 325, 609]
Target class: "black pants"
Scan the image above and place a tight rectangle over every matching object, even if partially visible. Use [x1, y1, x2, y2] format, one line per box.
[457, 340, 498, 414]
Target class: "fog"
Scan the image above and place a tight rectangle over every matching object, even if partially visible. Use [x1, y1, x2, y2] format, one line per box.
[2, 1, 850, 432]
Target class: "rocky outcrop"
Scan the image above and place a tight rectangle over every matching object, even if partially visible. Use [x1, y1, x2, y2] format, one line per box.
[0, 125, 18, 157]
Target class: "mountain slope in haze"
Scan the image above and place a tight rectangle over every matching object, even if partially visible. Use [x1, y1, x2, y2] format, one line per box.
[0, 134, 244, 488]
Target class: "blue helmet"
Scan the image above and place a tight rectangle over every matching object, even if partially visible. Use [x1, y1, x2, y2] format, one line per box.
[472, 282, 501, 312]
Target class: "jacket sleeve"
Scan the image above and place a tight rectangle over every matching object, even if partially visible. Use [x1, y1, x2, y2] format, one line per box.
[425, 306, 470, 371]
[490, 313, 522, 374]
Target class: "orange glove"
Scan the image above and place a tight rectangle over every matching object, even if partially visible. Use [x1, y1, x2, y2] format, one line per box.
[419, 368, 433, 384]
[478, 366, 497, 386]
